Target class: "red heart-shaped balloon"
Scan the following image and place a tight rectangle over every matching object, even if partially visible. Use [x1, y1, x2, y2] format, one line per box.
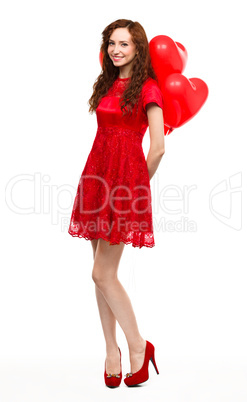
[161, 74, 209, 128]
[99, 51, 103, 67]
[149, 35, 188, 87]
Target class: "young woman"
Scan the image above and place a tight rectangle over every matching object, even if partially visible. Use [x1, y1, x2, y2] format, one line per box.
[68, 19, 165, 387]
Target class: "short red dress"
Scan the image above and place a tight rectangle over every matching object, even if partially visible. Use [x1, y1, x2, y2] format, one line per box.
[68, 76, 164, 248]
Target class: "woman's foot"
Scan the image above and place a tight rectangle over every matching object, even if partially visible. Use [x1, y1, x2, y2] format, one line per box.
[129, 338, 146, 373]
[105, 346, 121, 375]
[124, 340, 159, 386]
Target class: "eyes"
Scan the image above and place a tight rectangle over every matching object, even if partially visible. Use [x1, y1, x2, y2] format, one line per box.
[108, 41, 128, 47]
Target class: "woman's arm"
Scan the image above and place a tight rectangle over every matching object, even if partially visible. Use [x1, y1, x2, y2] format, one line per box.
[146, 103, 165, 180]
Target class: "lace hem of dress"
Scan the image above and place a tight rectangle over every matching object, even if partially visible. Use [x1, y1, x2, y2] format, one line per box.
[68, 229, 155, 249]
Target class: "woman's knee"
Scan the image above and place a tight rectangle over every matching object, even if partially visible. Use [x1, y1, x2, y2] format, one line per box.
[92, 264, 117, 289]
[91, 238, 124, 288]
[92, 266, 102, 286]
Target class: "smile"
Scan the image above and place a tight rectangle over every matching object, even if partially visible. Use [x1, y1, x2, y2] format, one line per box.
[112, 56, 124, 61]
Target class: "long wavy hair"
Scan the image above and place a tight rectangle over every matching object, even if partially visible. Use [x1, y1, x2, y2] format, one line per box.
[88, 19, 157, 116]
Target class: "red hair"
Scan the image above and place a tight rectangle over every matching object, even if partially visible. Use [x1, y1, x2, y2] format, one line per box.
[88, 19, 157, 116]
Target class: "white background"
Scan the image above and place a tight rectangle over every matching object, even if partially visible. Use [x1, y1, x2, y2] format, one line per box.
[1, 0, 246, 401]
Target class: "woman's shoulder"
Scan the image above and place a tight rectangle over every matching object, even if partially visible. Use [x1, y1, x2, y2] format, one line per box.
[142, 76, 161, 91]
[141, 76, 164, 110]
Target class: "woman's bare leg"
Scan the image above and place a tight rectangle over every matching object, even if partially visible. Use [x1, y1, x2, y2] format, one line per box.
[91, 239, 120, 374]
[91, 238, 146, 374]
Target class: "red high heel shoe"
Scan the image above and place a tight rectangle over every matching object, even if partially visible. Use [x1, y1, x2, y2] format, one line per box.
[124, 340, 159, 386]
[104, 347, 122, 388]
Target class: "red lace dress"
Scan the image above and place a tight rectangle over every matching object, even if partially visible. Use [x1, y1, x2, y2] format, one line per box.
[68, 76, 164, 248]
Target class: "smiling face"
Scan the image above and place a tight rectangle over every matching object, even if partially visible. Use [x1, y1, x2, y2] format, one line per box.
[107, 28, 137, 73]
